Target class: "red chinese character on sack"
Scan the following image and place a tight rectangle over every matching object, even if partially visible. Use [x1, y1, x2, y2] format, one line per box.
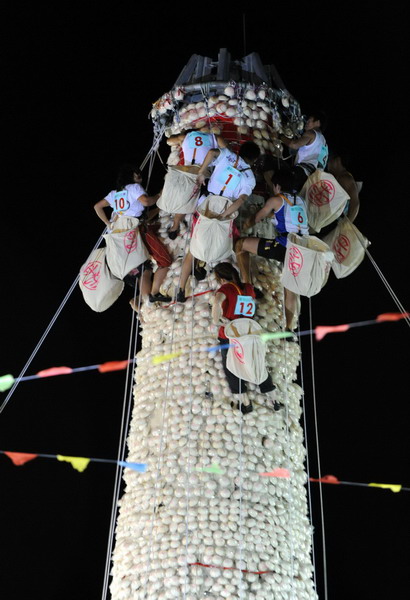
[308, 180, 335, 206]
[288, 247, 303, 276]
[232, 339, 245, 364]
[124, 230, 138, 253]
[333, 234, 350, 263]
[82, 261, 101, 290]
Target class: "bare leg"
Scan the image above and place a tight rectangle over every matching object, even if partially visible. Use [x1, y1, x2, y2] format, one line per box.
[179, 251, 194, 291]
[284, 288, 298, 331]
[168, 213, 184, 232]
[140, 268, 153, 299]
[235, 237, 260, 284]
[151, 266, 169, 295]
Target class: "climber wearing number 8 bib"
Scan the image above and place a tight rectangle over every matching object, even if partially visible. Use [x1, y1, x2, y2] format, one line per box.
[236, 169, 308, 333]
[212, 263, 280, 415]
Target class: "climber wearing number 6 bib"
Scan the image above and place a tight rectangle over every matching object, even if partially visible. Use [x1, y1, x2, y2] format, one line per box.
[236, 169, 308, 333]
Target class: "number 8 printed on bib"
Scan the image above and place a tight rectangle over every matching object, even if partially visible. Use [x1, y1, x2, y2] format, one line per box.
[234, 295, 256, 317]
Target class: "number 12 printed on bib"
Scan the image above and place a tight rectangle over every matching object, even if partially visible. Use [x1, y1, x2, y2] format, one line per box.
[234, 295, 256, 317]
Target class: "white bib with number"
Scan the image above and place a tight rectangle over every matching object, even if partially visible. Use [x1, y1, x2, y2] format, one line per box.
[113, 190, 130, 214]
[290, 205, 308, 228]
[216, 165, 241, 195]
[234, 295, 256, 317]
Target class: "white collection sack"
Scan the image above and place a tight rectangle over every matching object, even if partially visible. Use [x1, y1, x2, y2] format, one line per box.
[301, 170, 349, 232]
[225, 318, 268, 385]
[281, 233, 334, 297]
[190, 195, 238, 263]
[104, 216, 149, 279]
[157, 167, 200, 214]
[322, 217, 369, 279]
[79, 247, 124, 312]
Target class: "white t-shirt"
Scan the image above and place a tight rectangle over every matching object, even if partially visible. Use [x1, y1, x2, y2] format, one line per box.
[296, 130, 328, 170]
[105, 183, 146, 217]
[207, 148, 256, 200]
[182, 131, 217, 166]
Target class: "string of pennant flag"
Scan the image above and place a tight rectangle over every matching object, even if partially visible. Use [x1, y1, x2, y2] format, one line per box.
[1, 451, 408, 493]
[1, 311, 408, 393]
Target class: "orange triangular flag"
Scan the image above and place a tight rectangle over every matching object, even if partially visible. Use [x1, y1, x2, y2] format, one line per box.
[376, 312, 410, 322]
[310, 474, 340, 484]
[4, 452, 38, 466]
[98, 360, 129, 373]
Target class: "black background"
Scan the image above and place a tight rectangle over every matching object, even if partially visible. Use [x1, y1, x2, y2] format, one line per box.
[1, 5, 409, 600]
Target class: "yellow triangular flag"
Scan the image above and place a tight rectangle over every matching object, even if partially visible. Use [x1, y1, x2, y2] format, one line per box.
[152, 351, 182, 365]
[368, 483, 402, 493]
[57, 455, 90, 472]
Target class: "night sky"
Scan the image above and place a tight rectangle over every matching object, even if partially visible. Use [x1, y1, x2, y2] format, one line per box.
[1, 5, 409, 600]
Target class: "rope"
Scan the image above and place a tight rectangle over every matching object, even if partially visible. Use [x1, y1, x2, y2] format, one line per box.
[182, 252, 196, 600]
[0, 230, 106, 416]
[279, 293, 297, 600]
[145, 213, 194, 583]
[308, 298, 328, 600]
[297, 319, 318, 593]
[101, 265, 144, 600]
[343, 216, 410, 327]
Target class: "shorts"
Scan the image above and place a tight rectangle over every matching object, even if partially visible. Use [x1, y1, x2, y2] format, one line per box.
[257, 238, 286, 261]
[139, 224, 172, 268]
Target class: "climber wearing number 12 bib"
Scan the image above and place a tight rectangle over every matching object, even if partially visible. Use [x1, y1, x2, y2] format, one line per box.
[212, 263, 280, 415]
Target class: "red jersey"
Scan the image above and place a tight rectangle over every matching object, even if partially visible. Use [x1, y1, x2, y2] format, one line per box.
[217, 282, 256, 339]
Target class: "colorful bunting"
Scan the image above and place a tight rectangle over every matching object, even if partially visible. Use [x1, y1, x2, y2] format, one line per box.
[37, 366, 73, 378]
[4, 451, 38, 466]
[197, 463, 225, 474]
[260, 331, 293, 341]
[152, 351, 182, 365]
[314, 324, 350, 341]
[260, 468, 291, 478]
[368, 483, 402, 493]
[376, 312, 410, 322]
[118, 461, 147, 472]
[98, 360, 130, 373]
[56, 455, 91, 473]
[310, 475, 340, 484]
[0, 374, 15, 392]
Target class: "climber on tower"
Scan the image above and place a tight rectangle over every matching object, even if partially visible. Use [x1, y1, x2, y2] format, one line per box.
[235, 169, 308, 333]
[161, 128, 228, 239]
[176, 141, 260, 303]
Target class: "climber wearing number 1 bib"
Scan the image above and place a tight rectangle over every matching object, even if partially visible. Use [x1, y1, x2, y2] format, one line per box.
[176, 142, 260, 303]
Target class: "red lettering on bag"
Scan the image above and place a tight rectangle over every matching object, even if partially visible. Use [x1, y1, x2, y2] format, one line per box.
[228, 221, 233, 238]
[124, 230, 138, 253]
[333, 234, 350, 263]
[82, 261, 101, 290]
[288, 246, 303, 276]
[232, 339, 245, 364]
[308, 180, 335, 206]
